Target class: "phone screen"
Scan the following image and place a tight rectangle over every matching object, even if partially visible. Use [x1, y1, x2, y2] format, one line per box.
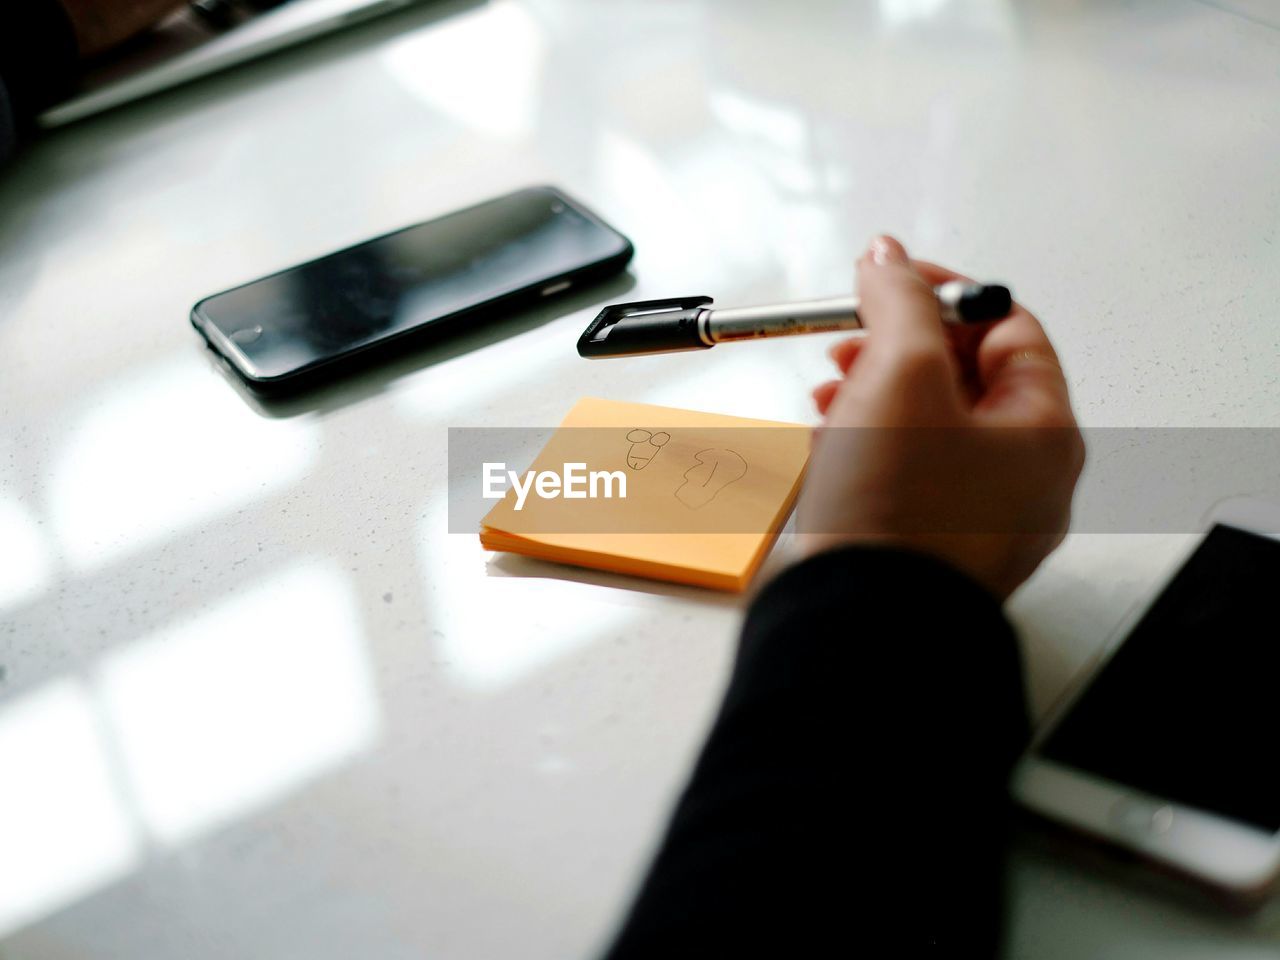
[195, 187, 630, 382]
[1039, 524, 1280, 832]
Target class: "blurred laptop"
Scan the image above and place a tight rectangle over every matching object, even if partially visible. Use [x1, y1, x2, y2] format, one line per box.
[39, 0, 424, 127]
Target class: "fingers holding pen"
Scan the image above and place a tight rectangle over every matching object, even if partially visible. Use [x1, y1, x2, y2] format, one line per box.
[853, 251, 1063, 416]
[825, 255, 975, 382]
[818, 239, 1065, 424]
[817, 237, 965, 419]
[855, 237, 951, 361]
[812, 379, 841, 416]
[972, 305, 1073, 427]
[816, 336, 865, 415]
[828, 336, 865, 375]
[833, 235, 966, 420]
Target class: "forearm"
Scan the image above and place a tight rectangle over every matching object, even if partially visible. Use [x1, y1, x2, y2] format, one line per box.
[603, 546, 1030, 957]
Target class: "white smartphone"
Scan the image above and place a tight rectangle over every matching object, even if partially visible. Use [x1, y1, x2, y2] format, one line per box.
[1012, 497, 1280, 896]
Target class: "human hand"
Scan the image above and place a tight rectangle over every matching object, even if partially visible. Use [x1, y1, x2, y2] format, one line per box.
[797, 235, 1085, 599]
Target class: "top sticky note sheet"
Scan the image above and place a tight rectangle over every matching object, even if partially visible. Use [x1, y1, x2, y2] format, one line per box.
[479, 397, 810, 591]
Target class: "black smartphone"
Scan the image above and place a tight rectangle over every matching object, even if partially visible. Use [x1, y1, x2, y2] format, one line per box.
[191, 186, 633, 393]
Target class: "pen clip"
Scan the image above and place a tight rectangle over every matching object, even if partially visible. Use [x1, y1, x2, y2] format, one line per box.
[577, 296, 714, 358]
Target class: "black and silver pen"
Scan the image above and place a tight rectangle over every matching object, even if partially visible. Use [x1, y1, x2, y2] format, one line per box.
[577, 281, 1012, 359]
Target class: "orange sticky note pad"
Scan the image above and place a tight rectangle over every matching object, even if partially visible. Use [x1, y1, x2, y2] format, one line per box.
[479, 397, 810, 592]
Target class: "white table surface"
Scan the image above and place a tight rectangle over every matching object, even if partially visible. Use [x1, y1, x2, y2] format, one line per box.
[3, 1, 1280, 957]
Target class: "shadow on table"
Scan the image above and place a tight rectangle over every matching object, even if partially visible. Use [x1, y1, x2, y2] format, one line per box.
[211, 271, 636, 418]
[483, 551, 745, 609]
[1010, 816, 1280, 929]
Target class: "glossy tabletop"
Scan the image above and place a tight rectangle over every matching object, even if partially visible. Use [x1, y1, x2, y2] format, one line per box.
[3, 1, 1280, 957]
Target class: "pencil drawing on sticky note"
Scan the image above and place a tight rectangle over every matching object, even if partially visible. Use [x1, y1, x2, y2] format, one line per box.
[625, 428, 670, 470]
[480, 397, 809, 592]
[676, 449, 747, 509]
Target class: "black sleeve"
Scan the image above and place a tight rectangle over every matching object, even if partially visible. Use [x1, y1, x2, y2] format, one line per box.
[0, 1, 78, 163]
[602, 546, 1030, 959]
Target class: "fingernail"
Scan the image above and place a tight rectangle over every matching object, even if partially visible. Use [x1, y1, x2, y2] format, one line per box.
[868, 235, 905, 266]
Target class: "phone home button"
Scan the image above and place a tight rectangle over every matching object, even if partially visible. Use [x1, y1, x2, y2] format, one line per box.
[1111, 798, 1175, 836]
[231, 324, 264, 345]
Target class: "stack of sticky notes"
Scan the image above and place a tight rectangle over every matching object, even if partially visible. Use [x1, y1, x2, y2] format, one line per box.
[479, 397, 810, 591]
